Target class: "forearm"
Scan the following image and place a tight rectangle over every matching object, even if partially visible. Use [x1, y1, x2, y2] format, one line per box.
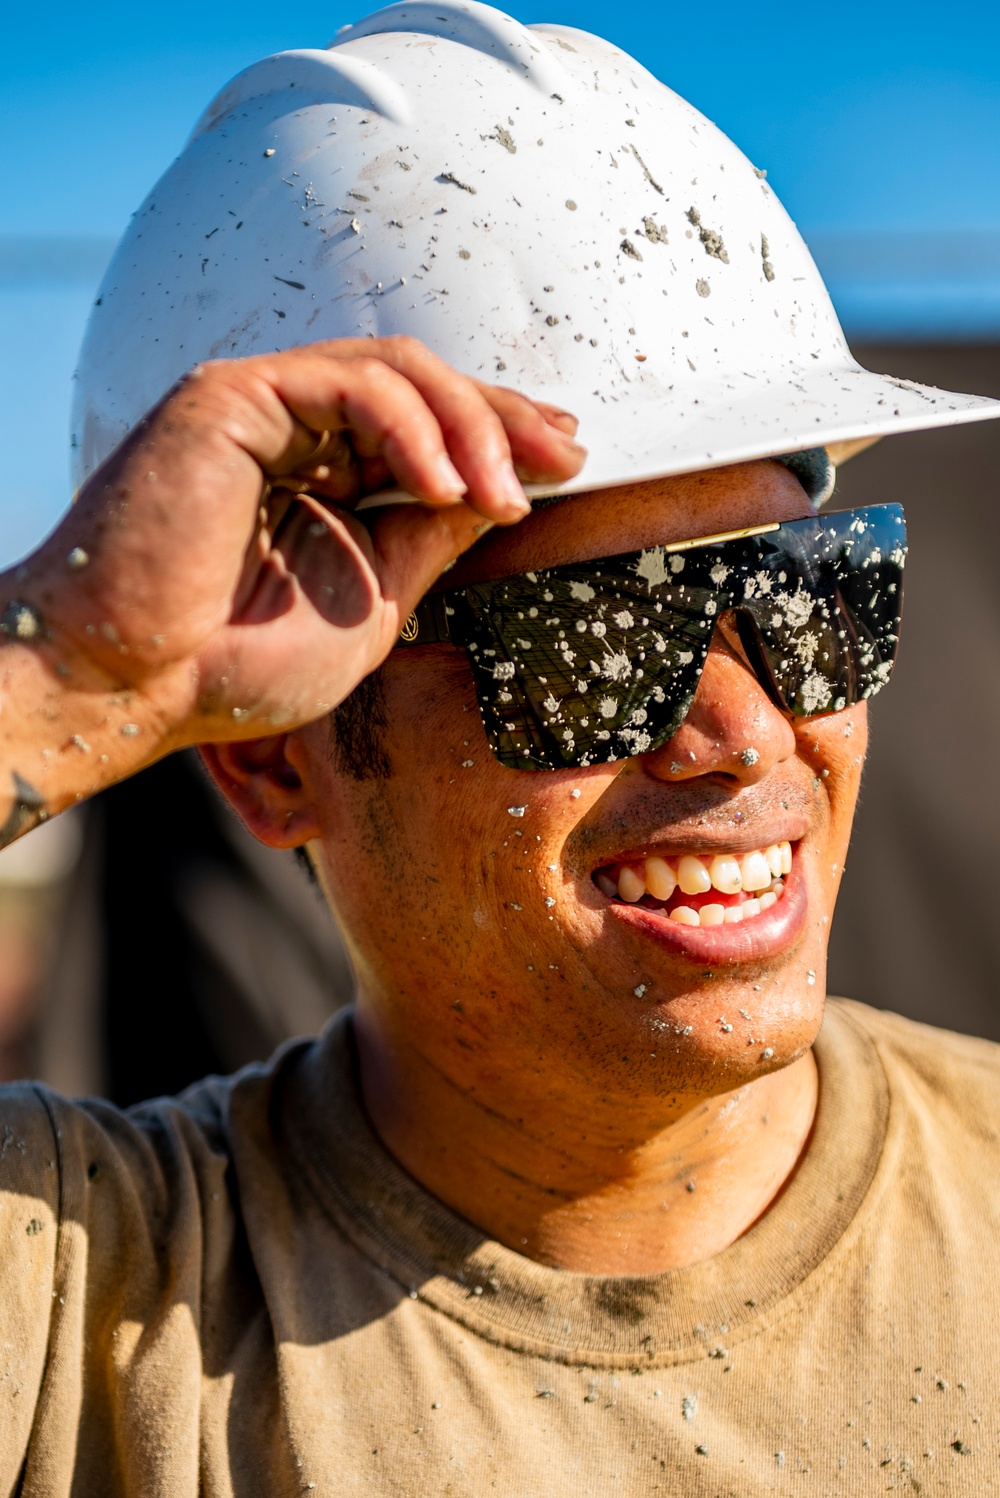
[0, 577, 176, 847]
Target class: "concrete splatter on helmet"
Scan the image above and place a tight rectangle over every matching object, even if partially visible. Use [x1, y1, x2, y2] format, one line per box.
[73, 0, 999, 500]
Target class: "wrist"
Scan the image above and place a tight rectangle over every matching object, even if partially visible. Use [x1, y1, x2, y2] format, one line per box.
[0, 576, 183, 837]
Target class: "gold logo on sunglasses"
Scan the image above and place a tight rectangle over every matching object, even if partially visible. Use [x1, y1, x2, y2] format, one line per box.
[399, 613, 420, 643]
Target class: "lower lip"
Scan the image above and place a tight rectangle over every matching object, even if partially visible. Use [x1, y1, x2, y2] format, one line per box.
[603, 863, 808, 964]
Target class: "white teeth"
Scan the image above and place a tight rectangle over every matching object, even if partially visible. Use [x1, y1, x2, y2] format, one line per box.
[617, 865, 646, 903]
[709, 854, 742, 895]
[677, 855, 712, 896]
[644, 856, 677, 901]
[600, 841, 795, 919]
[740, 851, 772, 892]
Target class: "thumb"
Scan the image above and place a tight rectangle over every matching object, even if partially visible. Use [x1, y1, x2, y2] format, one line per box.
[369, 498, 502, 629]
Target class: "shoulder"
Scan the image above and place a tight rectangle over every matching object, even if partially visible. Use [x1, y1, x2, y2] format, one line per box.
[49, 1036, 316, 1217]
[0, 1081, 60, 1226]
[0, 1034, 315, 1255]
[0, 1084, 61, 1271]
[0, 1087, 62, 1472]
[828, 997, 1000, 1139]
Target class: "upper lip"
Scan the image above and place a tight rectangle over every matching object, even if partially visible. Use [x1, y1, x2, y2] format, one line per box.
[586, 824, 808, 873]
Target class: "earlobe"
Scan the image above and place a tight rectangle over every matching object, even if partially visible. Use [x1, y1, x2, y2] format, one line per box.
[198, 734, 322, 849]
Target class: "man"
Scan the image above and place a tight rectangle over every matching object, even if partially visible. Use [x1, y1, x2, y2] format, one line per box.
[2, 3, 999, 1491]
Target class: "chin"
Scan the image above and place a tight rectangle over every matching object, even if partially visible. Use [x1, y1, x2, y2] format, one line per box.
[633, 984, 824, 1084]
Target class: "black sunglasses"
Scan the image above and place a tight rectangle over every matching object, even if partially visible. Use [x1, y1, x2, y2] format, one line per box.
[396, 503, 906, 772]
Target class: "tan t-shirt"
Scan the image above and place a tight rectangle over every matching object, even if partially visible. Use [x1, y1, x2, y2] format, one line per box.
[1, 998, 997, 1495]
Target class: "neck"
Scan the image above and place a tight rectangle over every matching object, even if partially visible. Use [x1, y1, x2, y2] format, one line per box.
[354, 1009, 818, 1274]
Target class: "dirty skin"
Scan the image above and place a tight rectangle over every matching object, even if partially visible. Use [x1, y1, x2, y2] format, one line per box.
[0, 771, 48, 848]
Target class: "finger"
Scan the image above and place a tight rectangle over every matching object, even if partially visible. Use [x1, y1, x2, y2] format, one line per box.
[295, 431, 363, 504]
[340, 339, 536, 521]
[475, 384, 587, 483]
[204, 344, 583, 525]
[527, 400, 580, 438]
[224, 340, 584, 472]
[357, 454, 392, 494]
[337, 360, 480, 508]
[369, 498, 507, 636]
[179, 363, 330, 481]
[366, 340, 586, 498]
[228, 353, 475, 510]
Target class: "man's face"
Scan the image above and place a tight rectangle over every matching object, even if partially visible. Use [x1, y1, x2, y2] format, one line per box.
[300, 460, 867, 1113]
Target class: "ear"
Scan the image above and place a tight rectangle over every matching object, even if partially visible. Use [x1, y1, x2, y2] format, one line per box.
[199, 733, 322, 849]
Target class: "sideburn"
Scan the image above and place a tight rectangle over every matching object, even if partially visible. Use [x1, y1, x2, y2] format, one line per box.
[329, 668, 393, 782]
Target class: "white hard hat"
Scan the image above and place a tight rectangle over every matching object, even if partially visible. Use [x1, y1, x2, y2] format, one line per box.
[73, 0, 999, 502]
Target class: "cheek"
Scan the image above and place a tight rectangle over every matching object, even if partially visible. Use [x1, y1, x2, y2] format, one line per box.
[306, 656, 540, 919]
[820, 703, 867, 801]
[794, 703, 867, 865]
[313, 658, 611, 954]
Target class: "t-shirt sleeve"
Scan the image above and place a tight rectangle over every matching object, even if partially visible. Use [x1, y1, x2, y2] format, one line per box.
[0, 1078, 235, 1492]
[0, 1085, 60, 1488]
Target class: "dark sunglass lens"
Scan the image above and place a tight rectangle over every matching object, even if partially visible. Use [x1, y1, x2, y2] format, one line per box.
[452, 566, 711, 769]
[745, 506, 905, 716]
[831, 506, 906, 698]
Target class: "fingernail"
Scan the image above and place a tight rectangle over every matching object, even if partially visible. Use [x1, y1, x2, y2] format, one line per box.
[435, 452, 467, 498]
[498, 460, 530, 516]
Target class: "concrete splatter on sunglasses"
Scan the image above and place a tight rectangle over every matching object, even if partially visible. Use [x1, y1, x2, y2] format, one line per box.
[396, 504, 906, 771]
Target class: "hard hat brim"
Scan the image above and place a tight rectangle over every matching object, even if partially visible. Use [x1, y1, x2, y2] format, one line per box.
[358, 358, 1000, 510]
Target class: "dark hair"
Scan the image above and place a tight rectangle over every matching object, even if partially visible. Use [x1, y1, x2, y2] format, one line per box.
[289, 670, 391, 883]
[328, 667, 393, 781]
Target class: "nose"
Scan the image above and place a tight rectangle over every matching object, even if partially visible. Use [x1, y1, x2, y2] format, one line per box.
[641, 628, 796, 785]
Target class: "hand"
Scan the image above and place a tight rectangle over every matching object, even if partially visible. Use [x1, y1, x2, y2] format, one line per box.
[18, 338, 585, 770]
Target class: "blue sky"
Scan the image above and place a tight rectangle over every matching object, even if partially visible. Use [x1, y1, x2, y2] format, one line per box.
[1, 0, 998, 563]
[3, 0, 998, 237]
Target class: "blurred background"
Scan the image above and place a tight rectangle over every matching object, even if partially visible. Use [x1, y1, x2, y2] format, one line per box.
[0, 0, 998, 1099]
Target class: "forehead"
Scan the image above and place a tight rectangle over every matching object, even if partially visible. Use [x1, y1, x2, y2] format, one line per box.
[441, 460, 816, 590]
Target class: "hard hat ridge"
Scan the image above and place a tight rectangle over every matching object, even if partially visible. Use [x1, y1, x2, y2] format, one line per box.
[72, 0, 1000, 497]
[188, 49, 414, 140]
[330, 1, 568, 93]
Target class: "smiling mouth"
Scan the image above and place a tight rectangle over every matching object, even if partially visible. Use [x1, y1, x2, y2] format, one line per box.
[593, 842, 794, 929]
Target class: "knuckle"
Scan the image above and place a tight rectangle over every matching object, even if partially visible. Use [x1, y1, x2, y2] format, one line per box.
[470, 400, 510, 442]
[186, 357, 261, 403]
[352, 356, 399, 390]
[185, 357, 226, 386]
[384, 333, 426, 361]
[500, 388, 545, 421]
